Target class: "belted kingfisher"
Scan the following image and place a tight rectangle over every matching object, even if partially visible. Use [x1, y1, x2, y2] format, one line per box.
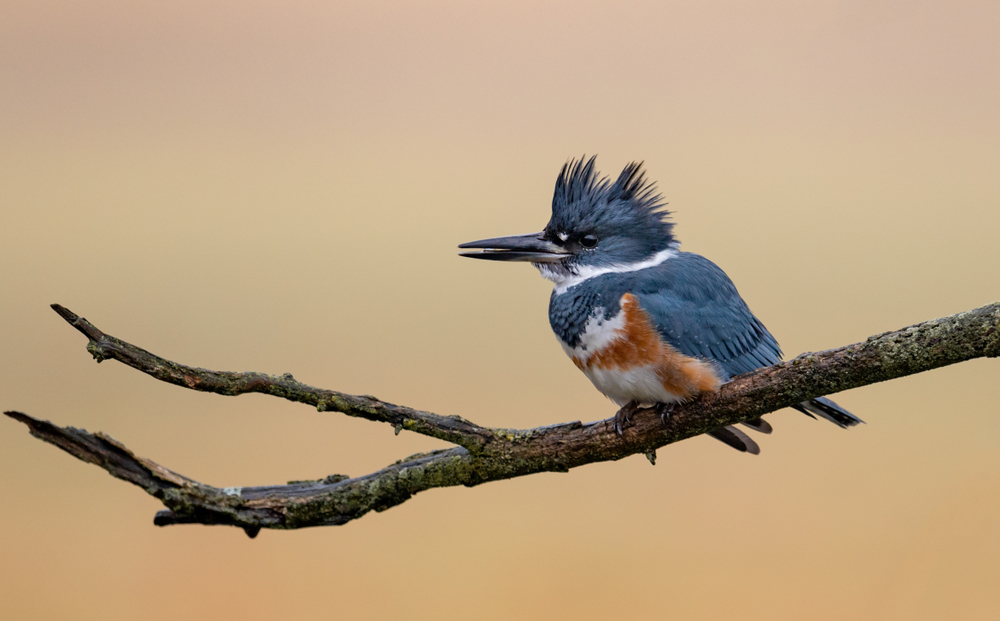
[459, 157, 862, 454]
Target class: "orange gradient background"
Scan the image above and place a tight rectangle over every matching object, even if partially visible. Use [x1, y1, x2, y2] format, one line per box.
[2, 2, 1000, 619]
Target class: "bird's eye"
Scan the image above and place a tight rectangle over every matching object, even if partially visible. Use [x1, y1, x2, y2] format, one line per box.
[580, 234, 598, 249]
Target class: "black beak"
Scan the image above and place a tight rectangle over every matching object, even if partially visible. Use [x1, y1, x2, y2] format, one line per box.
[458, 232, 570, 263]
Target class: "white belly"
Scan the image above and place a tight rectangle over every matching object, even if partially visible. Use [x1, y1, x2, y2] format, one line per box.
[582, 365, 686, 407]
[557, 305, 685, 406]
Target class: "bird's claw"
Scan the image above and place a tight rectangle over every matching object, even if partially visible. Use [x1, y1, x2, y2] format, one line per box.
[613, 401, 640, 437]
[656, 402, 676, 425]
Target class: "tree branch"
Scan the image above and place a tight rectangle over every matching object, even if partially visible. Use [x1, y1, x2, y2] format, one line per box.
[48, 304, 492, 450]
[6, 302, 999, 535]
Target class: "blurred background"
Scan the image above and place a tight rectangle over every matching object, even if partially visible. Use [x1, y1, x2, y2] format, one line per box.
[2, 1, 999, 619]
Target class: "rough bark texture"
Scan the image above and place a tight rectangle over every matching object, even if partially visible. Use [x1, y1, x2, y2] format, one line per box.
[5, 302, 1000, 535]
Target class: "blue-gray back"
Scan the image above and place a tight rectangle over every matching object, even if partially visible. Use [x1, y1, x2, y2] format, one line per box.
[548, 252, 782, 380]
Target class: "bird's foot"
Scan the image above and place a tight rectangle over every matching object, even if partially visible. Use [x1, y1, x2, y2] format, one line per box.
[613, 401, 641, 436]
[656, 402, 676, 425]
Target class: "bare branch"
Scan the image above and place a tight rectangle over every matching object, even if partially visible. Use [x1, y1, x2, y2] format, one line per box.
[7, 302, 999, 534]
[4, 410, 469, 537]
[49, 304, 492, 450]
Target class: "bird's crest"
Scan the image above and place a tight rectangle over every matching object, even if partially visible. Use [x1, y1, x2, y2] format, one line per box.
[550, 156, 675, 248]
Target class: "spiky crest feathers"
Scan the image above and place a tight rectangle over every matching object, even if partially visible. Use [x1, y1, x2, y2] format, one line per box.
[550, 156, 675, 246]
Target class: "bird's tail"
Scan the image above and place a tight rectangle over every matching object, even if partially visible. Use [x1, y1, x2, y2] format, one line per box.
[707, 426, 761, 455]
[792, 396, 864, 428]
[708, 396, 861, 454]
[709, 396, 861, 454]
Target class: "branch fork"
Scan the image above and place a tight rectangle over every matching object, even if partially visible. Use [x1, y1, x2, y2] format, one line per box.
[6, 302, 999, 535]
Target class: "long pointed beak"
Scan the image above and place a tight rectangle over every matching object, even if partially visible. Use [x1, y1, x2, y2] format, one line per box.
[458, 232, 570, 263]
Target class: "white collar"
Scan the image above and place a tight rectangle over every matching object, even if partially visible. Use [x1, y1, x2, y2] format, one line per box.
[538, 247, 678, 295]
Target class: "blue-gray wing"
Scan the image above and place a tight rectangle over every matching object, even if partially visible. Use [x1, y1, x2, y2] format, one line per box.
[633, 252, 782, 381]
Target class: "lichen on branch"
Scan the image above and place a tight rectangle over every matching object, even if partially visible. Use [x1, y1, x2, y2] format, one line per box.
[5, 301, 999, 535]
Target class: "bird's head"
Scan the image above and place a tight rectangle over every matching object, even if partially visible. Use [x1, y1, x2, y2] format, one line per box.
[459, 157, 676, 286]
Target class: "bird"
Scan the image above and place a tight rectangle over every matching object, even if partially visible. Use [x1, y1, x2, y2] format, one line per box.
[458, 156, 862, 454]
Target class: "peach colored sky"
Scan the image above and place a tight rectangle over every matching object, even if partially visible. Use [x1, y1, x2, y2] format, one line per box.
[2, 2, 999, 620]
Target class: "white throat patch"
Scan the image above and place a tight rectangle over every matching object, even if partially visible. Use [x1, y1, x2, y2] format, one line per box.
[537, 247, 678, 295]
